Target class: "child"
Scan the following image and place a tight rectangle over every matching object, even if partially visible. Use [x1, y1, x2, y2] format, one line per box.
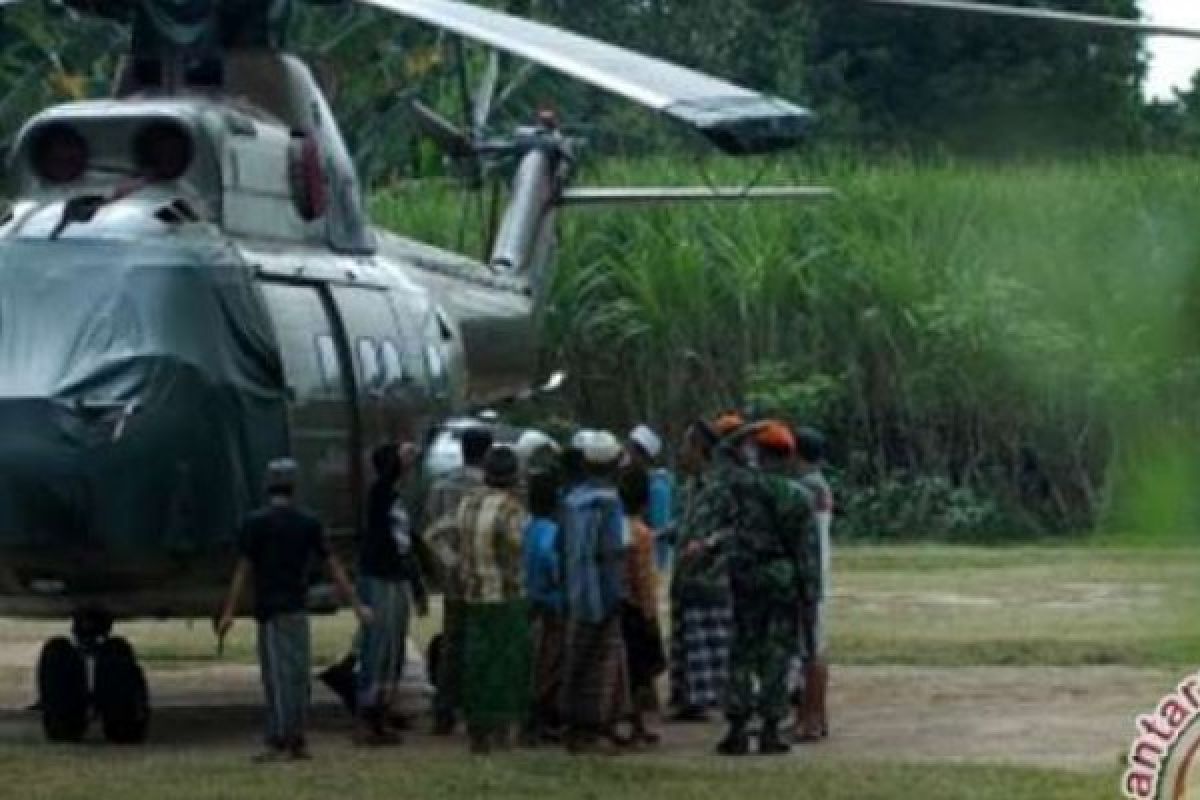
[618, 465, 666, 745]
[522, 467, 565, 744]
[791, 426, 833, 742]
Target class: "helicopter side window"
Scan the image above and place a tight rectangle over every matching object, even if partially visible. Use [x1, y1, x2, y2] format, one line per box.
[381, 339, 406, 386]
[316, 334, 342, 391]
[357, 338, 384, 390]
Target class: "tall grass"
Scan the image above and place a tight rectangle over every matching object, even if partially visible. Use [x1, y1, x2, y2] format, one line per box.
[371, 156, 1200, 540]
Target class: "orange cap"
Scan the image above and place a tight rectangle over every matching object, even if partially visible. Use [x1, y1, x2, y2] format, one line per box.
[712, 413, 745, 437]
[755, 421, 796, 456]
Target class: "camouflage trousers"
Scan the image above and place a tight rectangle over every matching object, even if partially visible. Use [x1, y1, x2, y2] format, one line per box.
[725, 598, 797, 724]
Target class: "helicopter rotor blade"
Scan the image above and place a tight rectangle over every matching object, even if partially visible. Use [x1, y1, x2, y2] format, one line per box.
[409, 97, 476, 159]
[861, 0, 1200, 40]
[355, 0, 813, 154]
[473, 50, 499, 136]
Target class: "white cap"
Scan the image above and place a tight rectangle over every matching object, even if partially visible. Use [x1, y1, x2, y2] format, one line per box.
[423, 431, 464, 477]
[583, 430, 622, 465]
[629, 424, 662, 460]
[570, 429, 593, 451]
[517, 429, 561, 468]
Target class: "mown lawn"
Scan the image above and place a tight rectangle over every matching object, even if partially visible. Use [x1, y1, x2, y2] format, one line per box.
[0, 748, 1117, 800]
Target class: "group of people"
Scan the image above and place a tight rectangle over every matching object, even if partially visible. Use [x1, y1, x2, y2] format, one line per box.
[215, 410, 833, 762]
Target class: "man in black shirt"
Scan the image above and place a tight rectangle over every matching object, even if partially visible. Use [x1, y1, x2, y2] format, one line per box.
[217, 458, 368, 762]
[354, 442, 427, 745]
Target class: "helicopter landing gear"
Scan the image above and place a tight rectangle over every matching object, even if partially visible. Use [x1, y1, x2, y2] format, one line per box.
[34, 607, 151, 744]
[94, 637, 150, 744]
[36, 637, 88, 742]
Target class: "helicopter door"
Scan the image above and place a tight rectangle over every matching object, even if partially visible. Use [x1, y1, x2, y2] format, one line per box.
[258, 281, 358, 539]
[330, 287, 421, 448]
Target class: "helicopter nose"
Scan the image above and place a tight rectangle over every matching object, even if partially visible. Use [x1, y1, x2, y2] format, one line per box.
[0, 399, 92, 551]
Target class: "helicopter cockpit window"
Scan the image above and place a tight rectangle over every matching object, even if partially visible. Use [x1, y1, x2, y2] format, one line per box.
[316, 334, 341, 391]
[357, 338, 384, 390]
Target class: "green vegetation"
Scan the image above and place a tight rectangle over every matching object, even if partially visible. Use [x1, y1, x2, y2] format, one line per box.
[376, 156, 1200, 540]
[0, 748, 1118, 800]
[1, 0, 1198, 170]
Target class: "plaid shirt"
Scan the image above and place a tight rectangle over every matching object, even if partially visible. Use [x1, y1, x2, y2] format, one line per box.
[456, 487, 526, 604]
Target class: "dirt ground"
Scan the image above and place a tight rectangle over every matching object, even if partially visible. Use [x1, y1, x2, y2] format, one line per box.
[0, 656, 1168, 769]
[1, 548, 1188, 769]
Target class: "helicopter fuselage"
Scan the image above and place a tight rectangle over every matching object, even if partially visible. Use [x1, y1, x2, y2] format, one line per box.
[0, 86, 540, 620]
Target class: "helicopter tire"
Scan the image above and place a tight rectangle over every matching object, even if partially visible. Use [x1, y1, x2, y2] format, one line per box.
[94, 637, 150, 745]
[36, 636, 89, 743]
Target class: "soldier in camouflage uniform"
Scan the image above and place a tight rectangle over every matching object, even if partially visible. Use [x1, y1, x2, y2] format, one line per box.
[713, 421, 819, 756]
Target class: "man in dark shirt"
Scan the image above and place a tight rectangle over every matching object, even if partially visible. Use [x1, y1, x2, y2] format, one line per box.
[217, 458, 368, 762]
[354, 442, 427, 746]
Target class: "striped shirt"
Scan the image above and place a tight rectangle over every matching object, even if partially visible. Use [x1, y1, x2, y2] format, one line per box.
[456, 488, 526, 604]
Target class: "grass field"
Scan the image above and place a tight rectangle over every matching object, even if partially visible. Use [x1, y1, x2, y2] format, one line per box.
[20, 544, 1184, 671]
[0, 750, 1118, 800]
[0, 544, 1192, 799]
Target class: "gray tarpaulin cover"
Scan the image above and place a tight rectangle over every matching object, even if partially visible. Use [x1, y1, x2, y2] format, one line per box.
[0, 239, 286, 581]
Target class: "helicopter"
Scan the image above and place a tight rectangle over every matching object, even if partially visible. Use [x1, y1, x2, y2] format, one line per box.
[0, 0, 834, 744]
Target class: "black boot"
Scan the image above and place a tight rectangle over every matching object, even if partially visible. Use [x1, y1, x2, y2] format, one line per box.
[716, 720, 750, 756]
[759, 719, 791, 755]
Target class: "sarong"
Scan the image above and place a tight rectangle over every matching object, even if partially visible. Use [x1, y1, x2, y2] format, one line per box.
[529, 609, 566, 728]
[789, 598, 824, 693]
[561, 615, 628, 731]
[356, 577, 410, 711]
[257, 612, 311, 746]
[434, 596, 465, 720]
[621, 602, 665, 709]
[462, 600, 531, 727]
[668, 602, 732, 710]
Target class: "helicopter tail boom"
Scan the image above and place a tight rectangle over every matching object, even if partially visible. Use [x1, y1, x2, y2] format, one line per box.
[557, 186, 837, 210]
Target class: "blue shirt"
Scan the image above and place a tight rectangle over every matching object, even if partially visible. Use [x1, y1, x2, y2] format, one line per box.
[646, 467, 675, 568]
[562, 481, 626, 624]
[522, 516, 564, 613]
[646, 467, 674, 530]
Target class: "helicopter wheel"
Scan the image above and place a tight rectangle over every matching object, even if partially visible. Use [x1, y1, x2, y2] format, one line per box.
[36, 637, 89, 743]
[94, 637, 150, 745]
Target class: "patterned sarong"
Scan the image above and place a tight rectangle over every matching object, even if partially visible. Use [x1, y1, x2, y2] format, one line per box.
[668, 602, 732, 710]
[462, 600, 531, 727]
[257, 612, 311, 747]
[561, 615, 628, 731]
[530, 609, 566, 728]
[621, 602, 665, 710]
[434, 596, 465, 720]
[356, 577, 410, 711]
